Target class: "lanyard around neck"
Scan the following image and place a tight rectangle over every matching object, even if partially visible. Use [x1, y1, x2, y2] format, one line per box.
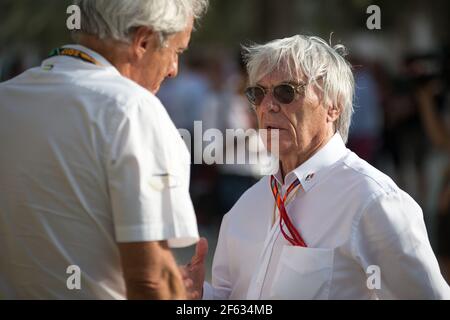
[48, 47, 101, 66]
[270, 175, 307, 247]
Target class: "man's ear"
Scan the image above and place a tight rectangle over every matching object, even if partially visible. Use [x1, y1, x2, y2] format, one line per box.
[327, 104, 341, 123]
[130, 26, 158, 61]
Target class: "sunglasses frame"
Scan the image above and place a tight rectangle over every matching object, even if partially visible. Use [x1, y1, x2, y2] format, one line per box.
[245, 82, 307, 108]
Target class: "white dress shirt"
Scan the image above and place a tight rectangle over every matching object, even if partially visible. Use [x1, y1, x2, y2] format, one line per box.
[203, 133, 450, 299]
[0, 45, 199, 299]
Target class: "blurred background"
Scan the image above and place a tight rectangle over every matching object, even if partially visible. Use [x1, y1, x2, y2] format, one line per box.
[1, 0, 449, 284]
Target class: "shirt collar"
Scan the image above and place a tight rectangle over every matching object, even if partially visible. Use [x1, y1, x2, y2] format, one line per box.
[41, 44, 121, 76]
[274, 133, 347, 192]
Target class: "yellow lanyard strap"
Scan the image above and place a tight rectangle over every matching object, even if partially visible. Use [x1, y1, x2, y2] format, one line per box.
[48, 48, 101, 66]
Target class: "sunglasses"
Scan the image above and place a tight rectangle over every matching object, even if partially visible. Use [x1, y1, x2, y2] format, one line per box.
[245, 82, 306, 107]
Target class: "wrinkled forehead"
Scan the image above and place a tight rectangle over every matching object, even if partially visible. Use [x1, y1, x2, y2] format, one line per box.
[249, 57, 307, 86]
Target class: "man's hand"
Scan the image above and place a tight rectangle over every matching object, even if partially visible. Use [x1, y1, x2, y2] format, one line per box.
[180, 237, 208, 299]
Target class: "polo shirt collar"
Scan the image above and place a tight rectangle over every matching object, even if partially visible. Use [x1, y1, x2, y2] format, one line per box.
[273, 133, 347, 192]
[41, 44, 121, 76]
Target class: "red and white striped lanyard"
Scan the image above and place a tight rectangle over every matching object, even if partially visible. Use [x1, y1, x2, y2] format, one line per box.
[270, 175, 307, 247]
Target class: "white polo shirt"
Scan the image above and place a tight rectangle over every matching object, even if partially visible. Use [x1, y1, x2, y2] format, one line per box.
[0, 45, 199, 299]
[204, 133, 450, 299]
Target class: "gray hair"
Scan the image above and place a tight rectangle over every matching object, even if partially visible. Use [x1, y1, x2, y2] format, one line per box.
[73, 0, 208, 46]
[243, 35, 354, 143]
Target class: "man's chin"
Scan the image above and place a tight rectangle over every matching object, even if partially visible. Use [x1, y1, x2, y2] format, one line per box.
[151, 84, 161, 94]
[136, 81, 159, 94]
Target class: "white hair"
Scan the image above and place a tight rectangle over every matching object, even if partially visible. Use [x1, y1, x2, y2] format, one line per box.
[73, 0, 208, 45]
[243, 35, 354, 143]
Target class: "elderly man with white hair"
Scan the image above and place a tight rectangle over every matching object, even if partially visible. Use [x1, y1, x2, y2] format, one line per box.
[0, 0, 208, 299]
[183, 35, 450, 299]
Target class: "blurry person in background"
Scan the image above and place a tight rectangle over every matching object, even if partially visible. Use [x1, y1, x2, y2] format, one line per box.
[382, 55, 434, 207]
[347, 56, 383, 164]
[201, 52, 260, 218]
[415, 49, 450, 284]
[0, 0, 208, 299]
[215, 53, 261, 216]
[157, 50, 210, 134]
[181, 35, 450, 299]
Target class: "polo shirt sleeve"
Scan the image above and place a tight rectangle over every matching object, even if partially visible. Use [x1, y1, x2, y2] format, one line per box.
[106, 95, 199, 248]
[352, 190, 450, 299]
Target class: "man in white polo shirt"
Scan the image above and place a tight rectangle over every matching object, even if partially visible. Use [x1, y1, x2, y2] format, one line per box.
[0, 0, 208, 299]
[182, 35, 450, 299]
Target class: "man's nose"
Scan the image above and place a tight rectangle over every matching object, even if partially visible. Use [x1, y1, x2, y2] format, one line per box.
[259, 93, 280, 113]
[167, 59, 179, 78]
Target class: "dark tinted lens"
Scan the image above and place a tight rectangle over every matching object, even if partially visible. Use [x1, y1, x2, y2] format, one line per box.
[245, 87, 265, 106]
[273, 84, 295, 104]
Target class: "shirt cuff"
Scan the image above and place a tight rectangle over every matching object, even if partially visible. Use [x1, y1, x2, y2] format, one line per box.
[115, 223, 199, 248]
[202, 282, 214, 300]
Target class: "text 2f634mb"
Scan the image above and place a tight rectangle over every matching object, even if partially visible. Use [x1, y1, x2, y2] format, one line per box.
[220, 304, 272, 315]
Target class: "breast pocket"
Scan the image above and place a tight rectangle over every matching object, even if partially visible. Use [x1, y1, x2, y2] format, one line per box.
[270, 246, 334, 300]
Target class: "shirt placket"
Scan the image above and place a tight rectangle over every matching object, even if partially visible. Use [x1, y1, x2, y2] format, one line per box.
[247, 181, 291, 299]
[246, 221, 281, 299]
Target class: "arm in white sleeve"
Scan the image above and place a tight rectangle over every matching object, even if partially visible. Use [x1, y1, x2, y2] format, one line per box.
[107, 96, 198, 247]
[353, 190, 450, 299]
